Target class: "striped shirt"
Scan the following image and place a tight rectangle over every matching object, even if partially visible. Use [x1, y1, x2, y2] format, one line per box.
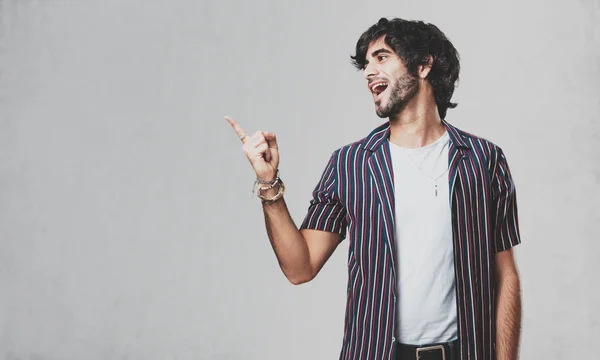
[299, 120, 521, 360]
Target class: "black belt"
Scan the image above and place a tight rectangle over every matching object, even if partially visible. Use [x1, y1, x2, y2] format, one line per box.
[396, 339, 459, 360]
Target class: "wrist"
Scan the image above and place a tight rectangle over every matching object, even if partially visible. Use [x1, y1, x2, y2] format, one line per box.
[254, 171, 285, 204]
[256, 169, 278, 183]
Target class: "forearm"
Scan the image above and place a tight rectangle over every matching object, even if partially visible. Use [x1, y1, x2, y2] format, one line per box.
[225, 118, 314, 283]
[260, 186, 312, 284]
[495, 274, 522, 360]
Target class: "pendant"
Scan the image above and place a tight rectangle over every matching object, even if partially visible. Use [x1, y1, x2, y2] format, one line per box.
[434, 182, 438, 197]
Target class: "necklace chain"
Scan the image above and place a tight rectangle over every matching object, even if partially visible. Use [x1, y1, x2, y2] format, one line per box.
[402, 139, 449, 197]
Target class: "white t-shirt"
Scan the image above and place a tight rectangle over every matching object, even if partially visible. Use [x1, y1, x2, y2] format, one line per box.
[388, 131, 458, 344]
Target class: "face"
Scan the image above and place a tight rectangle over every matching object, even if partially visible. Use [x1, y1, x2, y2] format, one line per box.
[363, 36, 419, 118]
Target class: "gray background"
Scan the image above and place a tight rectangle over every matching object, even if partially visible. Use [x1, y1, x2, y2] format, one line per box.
[0, 0, 598, 359]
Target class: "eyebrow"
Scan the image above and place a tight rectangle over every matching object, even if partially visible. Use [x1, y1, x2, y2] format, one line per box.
[370, 48, 393, 58]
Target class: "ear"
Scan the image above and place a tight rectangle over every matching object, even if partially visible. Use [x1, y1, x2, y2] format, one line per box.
[418, 55, 434, 79]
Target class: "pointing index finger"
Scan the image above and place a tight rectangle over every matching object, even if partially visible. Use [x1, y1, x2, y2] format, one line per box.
[225, 116, 249, 142]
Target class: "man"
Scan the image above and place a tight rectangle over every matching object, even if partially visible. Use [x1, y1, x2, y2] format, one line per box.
[226, 17, 522, 360]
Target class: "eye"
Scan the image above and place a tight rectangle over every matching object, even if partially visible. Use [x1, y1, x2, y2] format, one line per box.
[378, 55, 388, 62]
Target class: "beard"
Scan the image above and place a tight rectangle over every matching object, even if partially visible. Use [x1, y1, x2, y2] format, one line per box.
[375, 72, 419, 118]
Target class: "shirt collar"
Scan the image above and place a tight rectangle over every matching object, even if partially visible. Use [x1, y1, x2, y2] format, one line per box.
[362, 119, 471, 152]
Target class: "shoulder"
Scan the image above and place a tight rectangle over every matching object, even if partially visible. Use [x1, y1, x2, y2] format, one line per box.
[447, 122, 514, 180]
[331, 122, 390, 157]
[447, 122, 505, 159]
[316, 123, 388, 176]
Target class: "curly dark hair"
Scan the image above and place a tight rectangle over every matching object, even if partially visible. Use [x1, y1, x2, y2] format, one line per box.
[351, 17, 460, 119]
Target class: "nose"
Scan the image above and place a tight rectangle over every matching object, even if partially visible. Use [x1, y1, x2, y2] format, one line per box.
[363, 62, 378, 80]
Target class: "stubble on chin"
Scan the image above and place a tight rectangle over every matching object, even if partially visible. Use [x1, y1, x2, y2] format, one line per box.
[375, 74, 418, 119]
[375, 102, 388, 118]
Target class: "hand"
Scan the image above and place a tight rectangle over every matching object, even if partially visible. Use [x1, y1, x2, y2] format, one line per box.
[225, 116, 279, 181]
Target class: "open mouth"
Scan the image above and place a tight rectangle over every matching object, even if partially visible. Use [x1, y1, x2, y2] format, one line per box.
[371, 82, 388, 100]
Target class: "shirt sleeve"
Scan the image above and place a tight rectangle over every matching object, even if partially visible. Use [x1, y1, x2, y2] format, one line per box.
[491, 147, 522, 252]
[299, 151, 348, 240]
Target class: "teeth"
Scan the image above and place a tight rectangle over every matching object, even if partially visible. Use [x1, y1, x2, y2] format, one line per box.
[372, 83, 388, 92]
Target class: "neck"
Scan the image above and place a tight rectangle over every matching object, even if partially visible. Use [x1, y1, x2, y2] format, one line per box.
[388, 90, 445, 148]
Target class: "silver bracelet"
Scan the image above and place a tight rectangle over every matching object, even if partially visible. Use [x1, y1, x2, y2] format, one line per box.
[255, 170, 280, 184]
[252, 170, 281, 195]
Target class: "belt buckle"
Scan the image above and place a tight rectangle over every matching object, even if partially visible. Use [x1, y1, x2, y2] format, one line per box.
[415, 344, 445, 360]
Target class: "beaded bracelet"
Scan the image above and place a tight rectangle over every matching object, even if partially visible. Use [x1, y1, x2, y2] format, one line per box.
[257, 180, 285, 204]
[258, 177, 280, 191]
